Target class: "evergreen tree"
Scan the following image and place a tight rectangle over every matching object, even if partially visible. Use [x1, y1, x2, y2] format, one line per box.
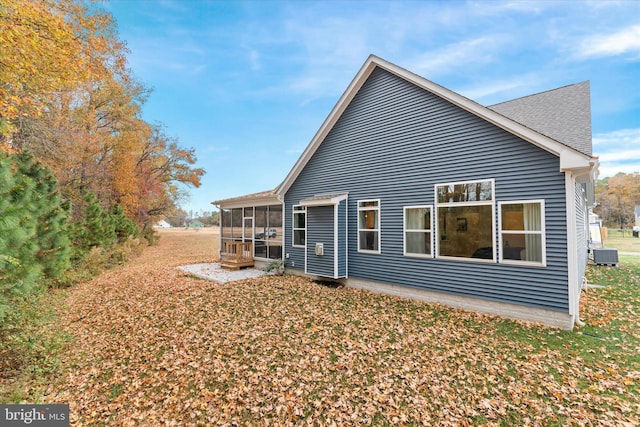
[75, 191, 113, 250]
[0, 153, 41, 298]
[110, 203, 140, 244]
[0, 152, 72, 320]
[18, 152, 72, 280]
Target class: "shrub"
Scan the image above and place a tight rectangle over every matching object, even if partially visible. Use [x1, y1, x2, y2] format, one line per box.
[263, 259, 285, 275]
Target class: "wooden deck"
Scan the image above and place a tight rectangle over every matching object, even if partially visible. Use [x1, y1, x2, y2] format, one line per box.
[220, 241, 254, 270]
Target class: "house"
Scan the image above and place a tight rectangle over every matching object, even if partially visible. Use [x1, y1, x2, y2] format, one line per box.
[213, 55, 598, 330]
[154, 219, 171, 228]
[635, 206, 640, 229]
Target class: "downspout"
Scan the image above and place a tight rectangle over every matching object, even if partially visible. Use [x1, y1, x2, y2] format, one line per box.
[574, 277, 587, 327]
[276, 191, 285, 261]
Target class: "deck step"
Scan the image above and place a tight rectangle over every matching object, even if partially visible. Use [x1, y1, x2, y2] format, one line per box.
[220, 262, 255, 271]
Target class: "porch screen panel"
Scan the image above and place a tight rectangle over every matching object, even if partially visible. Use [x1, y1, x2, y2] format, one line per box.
[221, 209, 232, 240]
[268, 204, 283, 259]
[254, 206, 268, 258]
[231, 208, 243, 240]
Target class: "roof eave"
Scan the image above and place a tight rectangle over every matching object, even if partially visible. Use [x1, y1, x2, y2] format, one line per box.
[299, 193, 349, 206]
[212, 194, 281, 209]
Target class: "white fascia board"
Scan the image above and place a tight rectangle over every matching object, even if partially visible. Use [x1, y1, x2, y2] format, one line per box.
[216, 195, 280, 209]
[300, 193, 349, 207]
[559, 149, 594, 171]
[565, 155, 599, 183]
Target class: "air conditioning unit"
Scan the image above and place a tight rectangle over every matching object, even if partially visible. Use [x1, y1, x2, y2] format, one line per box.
[593, 248, 618, 266]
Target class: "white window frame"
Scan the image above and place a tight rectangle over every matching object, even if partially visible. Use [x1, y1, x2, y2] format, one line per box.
[292, 205, 306, 248]
[403, 205, 433, 258]
[357, 199, 381, 254]
[498, 200, 546, 267]
[434, 179, 496, 262]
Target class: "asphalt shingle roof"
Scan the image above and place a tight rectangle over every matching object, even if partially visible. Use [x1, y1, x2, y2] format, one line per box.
[487, 81, 592, 156]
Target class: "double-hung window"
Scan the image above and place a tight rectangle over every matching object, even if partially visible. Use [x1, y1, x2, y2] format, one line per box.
[499, 201, 546, 265]
[358, 199, 380, 253]
[292, 205, 306, 247]
[435, 179, 495, 261]
[404, 206, 433, 257]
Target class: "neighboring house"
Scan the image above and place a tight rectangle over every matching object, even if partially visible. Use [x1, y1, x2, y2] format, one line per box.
[213, 55, 598, 330]
[635, 206, 640, 228]
[154, 219, 171, 228]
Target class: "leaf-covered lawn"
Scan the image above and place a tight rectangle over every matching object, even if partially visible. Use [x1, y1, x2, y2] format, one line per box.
[37, 230, 639, 425]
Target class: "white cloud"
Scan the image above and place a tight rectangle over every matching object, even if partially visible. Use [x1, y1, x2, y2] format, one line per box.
[285, 146, 305, 155]
[578, 25, 640, 59]
[248, 50, 261, 71]
[458, 76, 536, 103]
[408, 36, 506, 77]
[593, 128, 640, 177]
[468, 0, 546, 15]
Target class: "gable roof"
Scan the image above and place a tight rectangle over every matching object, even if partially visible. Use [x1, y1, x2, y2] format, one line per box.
[488, 81, 592, 156]
[277, 55, 596, 196]
[213, 55, 598, 208]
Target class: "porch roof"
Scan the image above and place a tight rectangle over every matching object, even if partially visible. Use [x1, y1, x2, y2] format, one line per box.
[212, 188, 280, 208]
[299, 193, 348, 206]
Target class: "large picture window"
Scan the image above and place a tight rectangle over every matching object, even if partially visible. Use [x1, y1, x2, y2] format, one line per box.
[499, 201, 546, 265]
[404, 206, 432, 257]
[435, 180, 495, 261]
[292, 205, 306, 247]
[358, 199, 380, 253]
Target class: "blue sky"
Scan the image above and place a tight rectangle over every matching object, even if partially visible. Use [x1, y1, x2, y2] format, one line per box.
[106, 0, 640, 215]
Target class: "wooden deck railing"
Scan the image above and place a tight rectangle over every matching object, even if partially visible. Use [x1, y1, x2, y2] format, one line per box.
[220, 241, 254, 270]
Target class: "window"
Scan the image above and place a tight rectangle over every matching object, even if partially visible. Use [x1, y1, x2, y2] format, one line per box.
[499, 201, 545, 265]
[358, 200, 380, 253]
[435, 180, 495, 261]
[292, 205, 306, 247]
[404, 206, 433, 257]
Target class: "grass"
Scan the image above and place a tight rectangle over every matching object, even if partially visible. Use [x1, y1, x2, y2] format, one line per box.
[0, 288, 71, 404]
[602, 232, 640, 253]
[3, 228, 639, 425]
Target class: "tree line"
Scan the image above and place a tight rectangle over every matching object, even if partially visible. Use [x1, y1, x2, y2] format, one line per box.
[0, 0, 204, 320]
[594, 172, 640, 230]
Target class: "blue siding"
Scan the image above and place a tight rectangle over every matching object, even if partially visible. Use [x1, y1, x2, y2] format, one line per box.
[306, 206, 335, 277]
[337, 200, 347, 278]
[285, 67, 570, 312]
